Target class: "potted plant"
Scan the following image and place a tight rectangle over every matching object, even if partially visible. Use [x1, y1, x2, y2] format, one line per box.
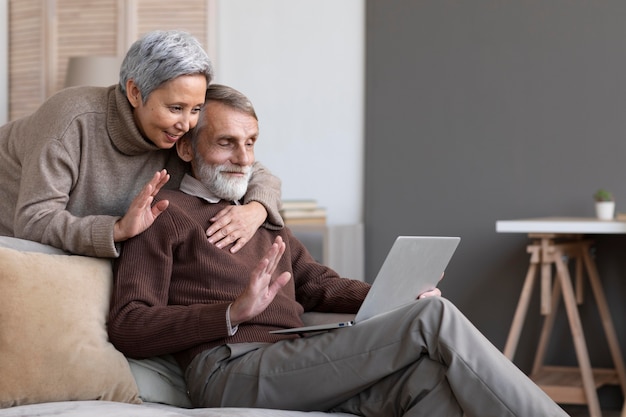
[594, 188, 615, 220]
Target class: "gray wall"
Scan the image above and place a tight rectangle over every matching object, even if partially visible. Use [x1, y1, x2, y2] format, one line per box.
[365, 0, 626, 405]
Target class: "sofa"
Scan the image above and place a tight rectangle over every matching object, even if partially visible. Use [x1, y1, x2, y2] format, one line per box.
[0, 236, 357, 417]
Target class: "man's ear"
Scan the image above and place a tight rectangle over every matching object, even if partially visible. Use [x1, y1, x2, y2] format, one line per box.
[126, 79, 141, 108]
[176, 135, 194, 162]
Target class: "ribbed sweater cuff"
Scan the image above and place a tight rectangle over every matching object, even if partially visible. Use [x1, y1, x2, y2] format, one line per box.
[91, 216, 121, 258]
[197, 303, 231, 341]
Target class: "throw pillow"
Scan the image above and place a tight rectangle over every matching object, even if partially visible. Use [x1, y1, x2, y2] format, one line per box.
[0, 245, 141, 408]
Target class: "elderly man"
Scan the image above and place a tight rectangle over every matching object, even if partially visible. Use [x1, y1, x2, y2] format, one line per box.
[108, 84, 567, 417]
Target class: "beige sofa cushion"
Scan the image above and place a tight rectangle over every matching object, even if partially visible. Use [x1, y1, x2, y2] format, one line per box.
[0, 245, 140, 408]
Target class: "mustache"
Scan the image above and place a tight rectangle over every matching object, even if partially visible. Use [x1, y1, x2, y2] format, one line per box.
[216, 165, 251, 175]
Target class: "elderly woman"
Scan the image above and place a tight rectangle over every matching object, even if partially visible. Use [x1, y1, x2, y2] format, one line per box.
[0, 30, 282, 257]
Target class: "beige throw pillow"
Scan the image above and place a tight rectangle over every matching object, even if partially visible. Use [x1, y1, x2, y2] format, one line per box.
[0, 246, 141, 408]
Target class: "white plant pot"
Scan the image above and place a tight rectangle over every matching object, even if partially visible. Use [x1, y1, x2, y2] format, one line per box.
[595, 201, 615, 220]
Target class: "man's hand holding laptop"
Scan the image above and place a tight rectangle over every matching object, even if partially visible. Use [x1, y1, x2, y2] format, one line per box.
[417, 287, 441, 299]
[417, 272, 444, 299]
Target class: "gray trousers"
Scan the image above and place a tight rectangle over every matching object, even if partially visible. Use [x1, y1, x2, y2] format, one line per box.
[185, 297, 568, 417]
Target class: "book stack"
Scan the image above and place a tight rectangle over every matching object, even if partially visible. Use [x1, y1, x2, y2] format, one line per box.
[280, 199, 327, 226]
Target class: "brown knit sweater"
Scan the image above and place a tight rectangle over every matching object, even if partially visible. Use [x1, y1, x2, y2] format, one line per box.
[108, 189, 370, 370]
[0, 85, 283, 257]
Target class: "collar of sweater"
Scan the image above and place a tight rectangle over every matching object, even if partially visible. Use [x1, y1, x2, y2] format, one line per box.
[106, 85, 163, 156]
[179, 174, 240, 205]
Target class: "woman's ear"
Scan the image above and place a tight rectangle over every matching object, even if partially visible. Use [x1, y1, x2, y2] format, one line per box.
[126, 79, 142, 108]
[176, 136, 194, 163]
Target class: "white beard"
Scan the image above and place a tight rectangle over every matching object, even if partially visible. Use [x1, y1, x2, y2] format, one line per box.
[194, 158, 252, 202]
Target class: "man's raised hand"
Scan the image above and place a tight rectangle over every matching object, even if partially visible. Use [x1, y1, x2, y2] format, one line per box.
[229, 236, 291, 326]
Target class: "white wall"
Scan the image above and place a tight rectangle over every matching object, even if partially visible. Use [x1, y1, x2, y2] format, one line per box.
[0, 0, 7, 125]
[214, 0, 364, 225]
[0, 1, 365, 225]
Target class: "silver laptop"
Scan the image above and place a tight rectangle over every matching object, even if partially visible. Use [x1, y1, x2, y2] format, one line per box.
[270, 235, 460, 334]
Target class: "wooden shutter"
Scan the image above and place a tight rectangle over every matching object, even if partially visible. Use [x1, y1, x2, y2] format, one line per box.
[8, 0, 211, 121]
[136, 0, 208, 45]
[55, 0, 119, 93]
[8, 0, 46, 120]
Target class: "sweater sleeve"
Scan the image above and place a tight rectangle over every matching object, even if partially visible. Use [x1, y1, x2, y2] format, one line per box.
[243, 161, 284, 229]
[13, 136, 120, 258]
[287, 229, 370, 313]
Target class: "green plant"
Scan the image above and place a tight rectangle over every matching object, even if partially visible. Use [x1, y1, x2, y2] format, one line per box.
[593, 188, 614, 202]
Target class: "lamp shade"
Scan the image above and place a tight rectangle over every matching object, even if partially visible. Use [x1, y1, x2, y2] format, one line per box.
[64, 56, 122, 88]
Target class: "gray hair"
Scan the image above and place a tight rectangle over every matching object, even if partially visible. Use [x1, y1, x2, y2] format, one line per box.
[190, 84, 258, 150]
[119, 30, 214, 102]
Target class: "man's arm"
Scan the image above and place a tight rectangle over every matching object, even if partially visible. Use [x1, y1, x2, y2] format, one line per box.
[107, 209, 233, 358]
[286, 230, 371, 314]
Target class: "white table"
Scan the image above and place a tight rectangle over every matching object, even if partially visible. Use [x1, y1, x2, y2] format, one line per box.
[496, 216, 626, 235]
[496, 217, 626, 417]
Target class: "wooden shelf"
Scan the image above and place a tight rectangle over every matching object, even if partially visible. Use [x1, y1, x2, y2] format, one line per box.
[531, 366, 620, 405]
